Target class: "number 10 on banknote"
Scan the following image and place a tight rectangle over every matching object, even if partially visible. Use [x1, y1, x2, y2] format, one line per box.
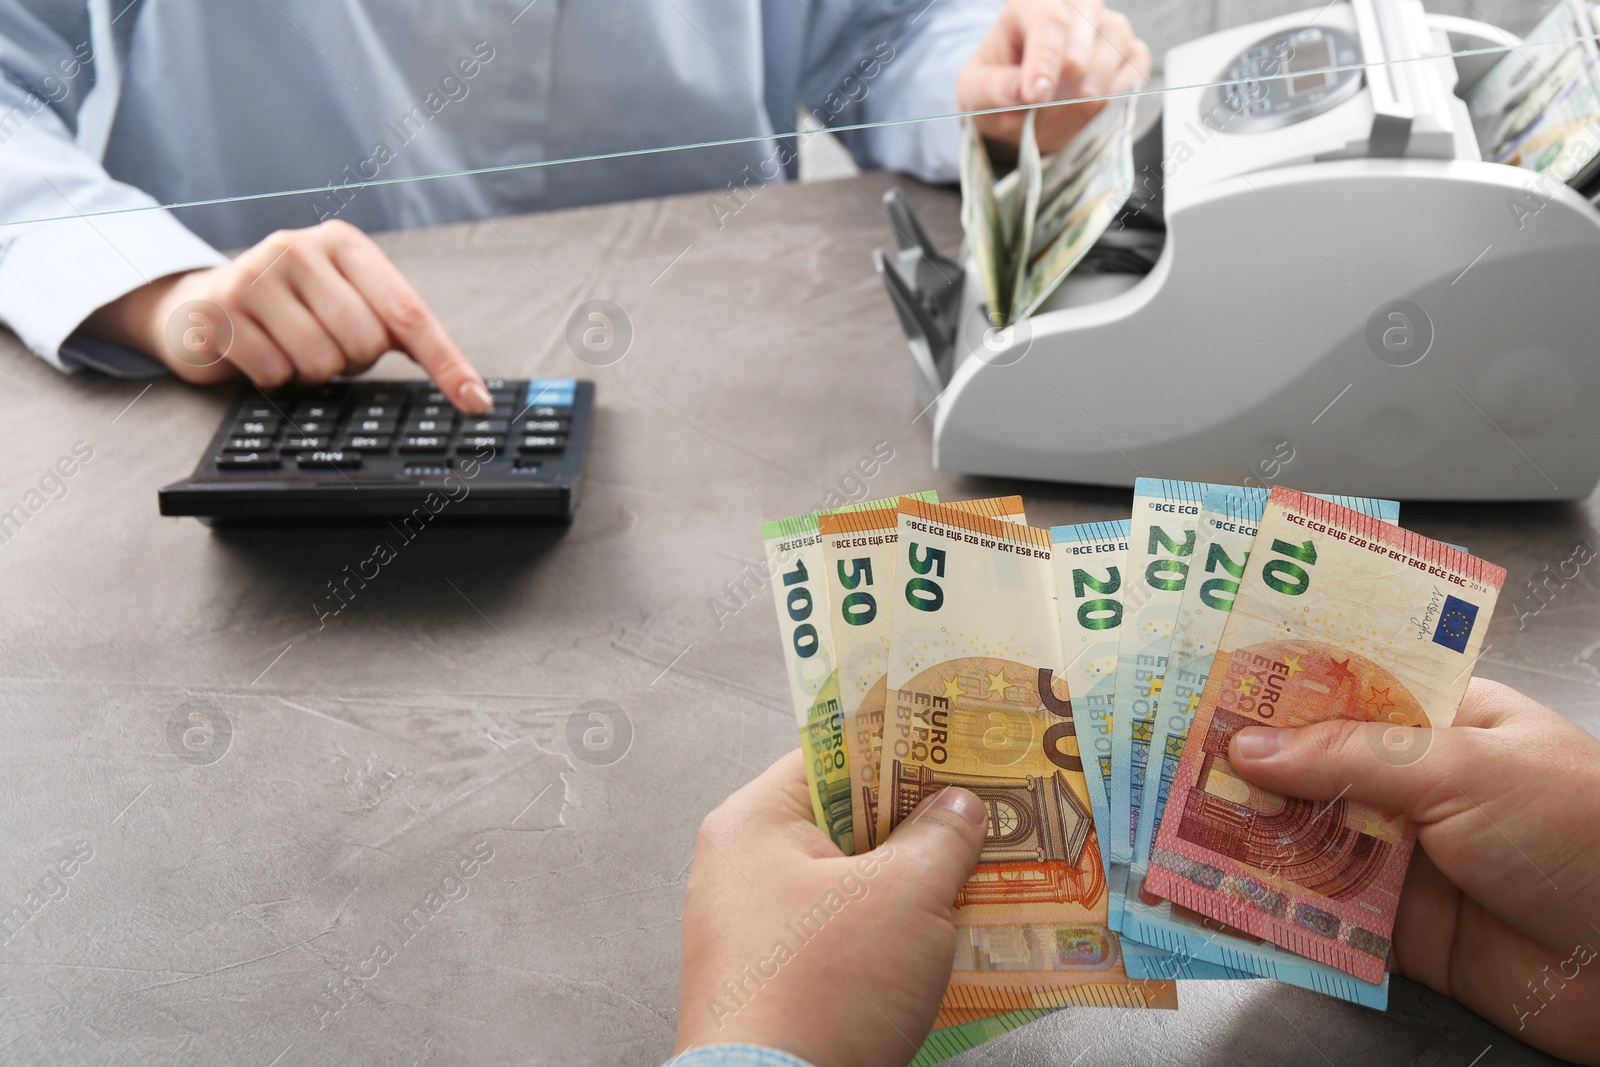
[1147, 488, 1505, 984]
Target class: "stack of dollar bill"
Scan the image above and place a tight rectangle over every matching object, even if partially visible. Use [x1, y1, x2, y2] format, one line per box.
[961, 99, 1137, 327]
[1465, 0, 1600, 195]
[762, 480, 1504, 1063]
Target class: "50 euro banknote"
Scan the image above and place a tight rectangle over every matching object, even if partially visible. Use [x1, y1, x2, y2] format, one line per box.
[1147, 488, 1506, 984]
[819, 495, 1024, 853]
[877, 497, 1175, 1024]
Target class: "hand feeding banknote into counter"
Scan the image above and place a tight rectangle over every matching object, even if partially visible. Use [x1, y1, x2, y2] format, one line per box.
[1465, 0, 1600, 199]
[961, 99, 1137, 327]
[762, 481, 1504, 1063]
[961, 0, 1600, 327]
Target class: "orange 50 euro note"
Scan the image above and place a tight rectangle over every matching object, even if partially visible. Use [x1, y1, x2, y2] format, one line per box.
[877, 497, 1175, 1026]
[1147, 488, 1506, 984]
[819, 495, 1026, 853]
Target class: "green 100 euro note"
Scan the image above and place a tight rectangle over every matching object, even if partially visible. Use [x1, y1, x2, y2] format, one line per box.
[763, 494, 919, 854]
[960, 96, 1136, 326]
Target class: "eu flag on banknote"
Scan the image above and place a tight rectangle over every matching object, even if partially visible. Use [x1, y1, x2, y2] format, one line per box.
[1432, 595, 1480, 653]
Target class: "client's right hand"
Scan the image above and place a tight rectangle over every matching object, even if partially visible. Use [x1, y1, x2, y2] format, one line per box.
[84, 219, 492, 414]
[1230, 678, 1600, 1065]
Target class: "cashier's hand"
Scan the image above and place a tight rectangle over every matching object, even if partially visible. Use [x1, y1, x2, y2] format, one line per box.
[674, 750, 988, 1067]
[1230, 678, 1600, 1066]
[958, 0, 1152, 156]
[82, 220, 493, 414]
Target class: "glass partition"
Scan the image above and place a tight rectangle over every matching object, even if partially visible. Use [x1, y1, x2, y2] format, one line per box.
[0, 0, 1566, 231]
[0, 0, 1586, 383]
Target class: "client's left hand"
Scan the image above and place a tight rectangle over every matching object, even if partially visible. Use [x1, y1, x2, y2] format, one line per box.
[673, 750, 989, 1067]
[958, 0, 1152, 155]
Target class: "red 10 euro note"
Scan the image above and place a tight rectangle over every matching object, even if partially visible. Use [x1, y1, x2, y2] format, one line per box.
[1146, 488, 1505, 984]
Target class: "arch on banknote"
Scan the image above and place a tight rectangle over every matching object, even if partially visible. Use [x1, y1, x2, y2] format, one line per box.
[889, 760, 1104, 908]
[1173, 705, 1395, 899]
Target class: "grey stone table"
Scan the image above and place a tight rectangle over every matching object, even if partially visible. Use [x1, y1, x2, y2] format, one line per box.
[0, 171, 1593, 1066]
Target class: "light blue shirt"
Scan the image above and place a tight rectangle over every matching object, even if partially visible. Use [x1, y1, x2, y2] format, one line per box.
[668, 1045, 814, 1067]
[0, 0, 1000, 374]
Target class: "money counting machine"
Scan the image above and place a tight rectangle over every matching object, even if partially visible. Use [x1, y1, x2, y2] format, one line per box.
[877, 0, 1600, 500]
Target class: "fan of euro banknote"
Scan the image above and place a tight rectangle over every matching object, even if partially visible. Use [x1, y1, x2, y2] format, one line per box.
[961, 98, 1137, 327]
[761, 481, 1504, 1064]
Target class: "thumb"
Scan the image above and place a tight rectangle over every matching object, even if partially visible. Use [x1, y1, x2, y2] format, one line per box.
[880, 787, 989, 907]
[1228, 721, 1469, 823]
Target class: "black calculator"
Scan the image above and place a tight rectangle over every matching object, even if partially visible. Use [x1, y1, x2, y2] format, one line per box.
[159, 378, 592, 521]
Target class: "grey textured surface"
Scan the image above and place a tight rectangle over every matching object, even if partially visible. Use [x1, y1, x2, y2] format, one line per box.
[1, 169, 1594, 1066]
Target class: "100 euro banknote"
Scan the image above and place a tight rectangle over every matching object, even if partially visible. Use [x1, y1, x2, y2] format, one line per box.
[764, 494, 918, 853]
[1147, 488, 1505, 984]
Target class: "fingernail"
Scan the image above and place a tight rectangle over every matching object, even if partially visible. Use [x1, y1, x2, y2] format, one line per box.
[1233, 727, 1288, 760]
[933, 787, 989, 828]
[1032, 75, 1054, 101]
[459, 380, 492, 412]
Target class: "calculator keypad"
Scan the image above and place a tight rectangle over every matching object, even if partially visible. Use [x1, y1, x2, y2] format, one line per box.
[298, 450, 361, 469]
[215, 451, 280, 469]
[212, 379, 577, 471]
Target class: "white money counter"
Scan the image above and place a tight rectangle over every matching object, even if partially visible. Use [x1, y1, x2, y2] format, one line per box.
[878, 0, 1600, 500]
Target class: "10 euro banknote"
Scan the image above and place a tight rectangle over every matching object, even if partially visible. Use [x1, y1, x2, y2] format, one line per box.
[1147, 488, 1505, 984]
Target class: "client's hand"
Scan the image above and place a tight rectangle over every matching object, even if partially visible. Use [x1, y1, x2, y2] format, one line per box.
[83, 219, 492, 413]
[1229, 678, 1600, 1065]
[674, 750, 988, 1067]
[957, 0, 1151, 155]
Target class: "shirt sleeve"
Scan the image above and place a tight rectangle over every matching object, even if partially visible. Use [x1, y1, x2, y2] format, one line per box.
[663, 1044, 818, 1067]
[799, 0, 1003, 183]
[0, 2, 225, 374]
